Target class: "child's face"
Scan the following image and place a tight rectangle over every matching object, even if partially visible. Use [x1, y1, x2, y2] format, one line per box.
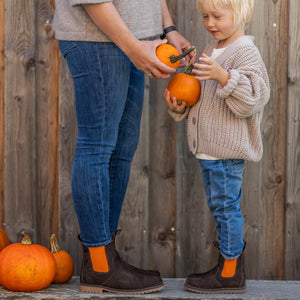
[201, 4, 243, 47]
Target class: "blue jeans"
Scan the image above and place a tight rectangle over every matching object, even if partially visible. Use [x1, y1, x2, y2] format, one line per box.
[59, 41, 145, 247]
[198, 159, 245, 259]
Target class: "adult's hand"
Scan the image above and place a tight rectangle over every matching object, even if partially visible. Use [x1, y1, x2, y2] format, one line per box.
[126, 39, 176, 79]
[160, 0, 195, 67]
[83, 2, 175, 79]
[166, 31, 196, 66]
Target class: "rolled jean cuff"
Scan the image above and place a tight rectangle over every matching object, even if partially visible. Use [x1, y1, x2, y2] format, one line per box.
[221, 251, 242, 260]
[220, 240, 245, 260]
[82, 238, 112, 248]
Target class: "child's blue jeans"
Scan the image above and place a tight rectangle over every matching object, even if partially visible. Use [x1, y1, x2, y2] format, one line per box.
[59, 41, 145, 247]
[198, 159, 245, 260]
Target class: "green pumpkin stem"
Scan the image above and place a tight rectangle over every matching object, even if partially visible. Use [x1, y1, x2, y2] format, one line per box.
[185, 63, 195, 75]
[21, 232, 32, 245]
[169, 46, 196, 63]
[50, 233, 61, 253]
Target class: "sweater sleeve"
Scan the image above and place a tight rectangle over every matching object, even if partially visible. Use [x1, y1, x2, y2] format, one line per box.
[216, 46, 270, 118]
[168, 107, 190, 122]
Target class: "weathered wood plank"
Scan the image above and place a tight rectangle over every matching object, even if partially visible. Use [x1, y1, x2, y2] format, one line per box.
[0, 0, 5, 227]
[175, 0, 217, 278]
[58, 56, 80, 274]
[146, 0, 177, 278]
[35, 0, 59, 248]
[148, 78, 177, 277]
[238, 0, 288, 280]
[241, 0, 288, 280]
[4, 0, 37, 242]
[258, 0, 288, 280]
[118, 77, 150, 270]
[243, 0, 288, 280]
[241, 0, 269, 280]
[285, 0, 300, 280]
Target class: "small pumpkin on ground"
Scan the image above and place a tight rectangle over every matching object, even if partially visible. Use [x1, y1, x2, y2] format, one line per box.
[0, 232, 56, 292]
[156, 44, 196, 70]
[50, 233, 74, 283]
[167, 63, 201, 107]
[0, 228, 10, 251]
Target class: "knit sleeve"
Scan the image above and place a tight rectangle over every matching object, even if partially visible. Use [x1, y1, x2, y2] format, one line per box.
[168, 107, 190, 122]
[216, 46, 270, 118]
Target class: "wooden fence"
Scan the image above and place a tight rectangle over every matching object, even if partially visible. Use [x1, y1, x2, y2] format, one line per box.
[0, 0, 299, 280]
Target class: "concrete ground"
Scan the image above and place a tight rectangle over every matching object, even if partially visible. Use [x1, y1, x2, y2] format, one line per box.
[0, 277, 299, 300]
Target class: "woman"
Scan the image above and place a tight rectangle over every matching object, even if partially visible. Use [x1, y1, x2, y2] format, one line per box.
[53, 0, 193, 294]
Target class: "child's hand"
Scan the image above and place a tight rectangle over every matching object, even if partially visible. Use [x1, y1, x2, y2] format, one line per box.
[164, 89, 186, 113]
[193, 53, 229, 86]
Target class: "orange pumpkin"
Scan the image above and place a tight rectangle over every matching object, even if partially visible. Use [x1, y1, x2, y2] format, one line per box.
[50, 234, 74, 283]
[156, 44, 196, 71]
[168, 64, 201, 107]
[0, 232, 56, 292]
[156, 44, 180, 69]
[0, 228, 10, 251]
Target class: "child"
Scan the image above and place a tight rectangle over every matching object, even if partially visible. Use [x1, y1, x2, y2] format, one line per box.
[164, 0, 270, 294]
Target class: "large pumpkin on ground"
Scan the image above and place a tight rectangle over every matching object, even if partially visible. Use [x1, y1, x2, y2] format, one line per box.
[0, 232, 56, 292]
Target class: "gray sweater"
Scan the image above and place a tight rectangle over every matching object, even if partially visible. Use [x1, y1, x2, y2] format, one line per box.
[53, 0, 162, 42]
[169, 36, 270, 162]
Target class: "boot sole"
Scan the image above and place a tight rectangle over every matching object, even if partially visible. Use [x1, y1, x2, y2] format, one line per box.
[185, 284, 246, 294]
[80, 283, 164, 294]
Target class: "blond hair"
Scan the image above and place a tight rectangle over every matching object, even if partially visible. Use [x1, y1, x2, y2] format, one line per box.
[196, 0, 254, 30]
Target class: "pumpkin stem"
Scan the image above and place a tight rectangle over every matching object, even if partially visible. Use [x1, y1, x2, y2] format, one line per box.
[21, 232, 32, 245]
[169, 46, 196, 63]
[50, 233, 61, 253]
[185, 63, 195, 75]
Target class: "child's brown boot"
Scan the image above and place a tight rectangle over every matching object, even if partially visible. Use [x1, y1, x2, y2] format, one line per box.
[185, 242, 246, 294]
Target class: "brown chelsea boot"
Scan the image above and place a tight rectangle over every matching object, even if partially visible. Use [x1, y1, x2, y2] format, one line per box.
[79, 237, 164, 294]
[111, 230, 161, 277]
[185, 242, 246, 294]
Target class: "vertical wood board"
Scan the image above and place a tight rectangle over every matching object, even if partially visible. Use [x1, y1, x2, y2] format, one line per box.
[118, 78, 150, 270]
[0, 0, 5, 227]
[285, 0, 300, 280]
[4, 0, 37, 242]
[175, 0, 217, 278]
[259, 0, 288, 279]
[36, 0, 60, 248]
[58, 56, 80, 274]
[143, 0, 177, 278]
[148, 78, 177, 278]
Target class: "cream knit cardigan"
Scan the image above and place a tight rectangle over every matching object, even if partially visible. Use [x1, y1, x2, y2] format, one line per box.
[169, 36, 270, 162]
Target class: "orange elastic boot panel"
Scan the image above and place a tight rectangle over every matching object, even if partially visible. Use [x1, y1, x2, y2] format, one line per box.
[88, 246, 109, 273]
[221, 259, 237, 278]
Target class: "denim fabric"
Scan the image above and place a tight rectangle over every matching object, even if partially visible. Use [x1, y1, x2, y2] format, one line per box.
[198, 159, 245, 259]
[59, 41, 145, 247]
